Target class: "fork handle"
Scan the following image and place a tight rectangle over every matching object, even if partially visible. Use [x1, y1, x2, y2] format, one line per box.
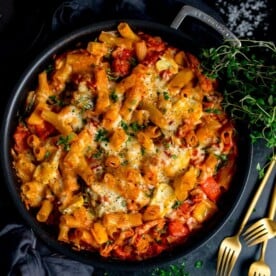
[260, 240, 268, 262]
[267, 180, 276, 219]
[237, 158, 276, 235]
[258, 180, 276, 263]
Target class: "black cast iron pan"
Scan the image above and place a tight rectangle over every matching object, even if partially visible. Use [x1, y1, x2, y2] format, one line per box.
[0, 5, 252, 271]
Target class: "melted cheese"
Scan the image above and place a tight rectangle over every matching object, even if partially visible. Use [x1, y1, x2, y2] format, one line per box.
[92, 183, 127, 217]
[150, 183, 177, 217]
[162, 147, 191, 178]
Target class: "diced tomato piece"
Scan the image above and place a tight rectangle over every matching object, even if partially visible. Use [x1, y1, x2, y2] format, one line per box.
[13, 124, 30, 152]
[112, 48, 134, 77]
[179, 202, 192, 215]
[146, 243, 166, 257]
[142, 51, 163, 65]
[186, 52, 200, 69]
[113, 245, 132, 260]
[198, 73, 215, 92]
[142, 34, 166, 52]
[201, 176, 221, 201]
[154, 243, 166, 255]
[34, 121, 56, 139]
[139, 34, 166, 65]
[168, 220, 189, 237]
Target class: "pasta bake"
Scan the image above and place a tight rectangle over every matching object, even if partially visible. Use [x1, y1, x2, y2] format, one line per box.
[12, 22, 237, 260]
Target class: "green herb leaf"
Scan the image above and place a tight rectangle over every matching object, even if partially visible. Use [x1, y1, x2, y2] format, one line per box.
[172, 200, 182, 209]
[48, 95, 65, 107]
[120, 121, 129, 132]
[57, 134, 74, 151]
[110, 91, 119, 102]
[194, 260, 203, 269]
[130, 122, 144, 132]
[45, 64, 54, 74]
[163, 91, 170, 100]
[95, 129, 109, 142]
[200, 40, 276, 151]
[106, 69, 119, 81]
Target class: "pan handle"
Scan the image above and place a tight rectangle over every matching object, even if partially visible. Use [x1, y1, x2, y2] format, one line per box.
[171, 5, 241, 47]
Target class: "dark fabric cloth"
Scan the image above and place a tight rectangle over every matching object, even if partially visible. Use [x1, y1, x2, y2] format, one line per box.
[50, 0, 222, 35]
[0, 224, 94, 276]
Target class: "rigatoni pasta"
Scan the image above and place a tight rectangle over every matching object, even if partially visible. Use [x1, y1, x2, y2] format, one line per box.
[11, 22, 238, 261]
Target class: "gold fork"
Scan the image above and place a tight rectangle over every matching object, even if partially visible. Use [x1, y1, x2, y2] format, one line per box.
[248, 241, 271, 276]
[216, 158, 276, 276]
[243, 181, 276, 246]
[247, 181, 276, 276]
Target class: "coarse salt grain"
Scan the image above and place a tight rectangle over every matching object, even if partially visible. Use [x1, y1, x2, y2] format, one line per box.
[214, 0, 270, 38]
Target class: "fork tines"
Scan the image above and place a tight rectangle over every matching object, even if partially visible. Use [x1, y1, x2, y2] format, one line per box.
[216, 244, 238, 276]
[243, 223, 269, 246]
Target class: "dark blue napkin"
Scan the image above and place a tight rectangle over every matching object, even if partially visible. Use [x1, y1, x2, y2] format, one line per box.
[0, 224, 94, 276]
[50, 0, 221, 35]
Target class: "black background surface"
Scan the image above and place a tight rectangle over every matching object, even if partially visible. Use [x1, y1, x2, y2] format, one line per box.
[0, 1, 275, 275]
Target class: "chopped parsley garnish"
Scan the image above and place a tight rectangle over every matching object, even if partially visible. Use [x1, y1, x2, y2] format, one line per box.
[129, 57, 138, 66]
[106, 69, 119, 81]
[194, 260, 203, 269]
[44, 151, 51, 159]
[105, 240, 113, 246]
[110, 91, 118, 102]
[95, 129, 109, 142]
[152, 261, 189, 276]
[75, 95, 93, 111]
[218, 154, 228, 162]
[141, 147, 146, 156]
[215, 154, 229, 172]
[93, 148, 104, 159]
[145, 188, 155, 198]
[172, 200, 182, 209]
[48, 95, 65, 107]
[57, 134, 74, 151]
[45, 64, 54, 74]
[130, 122, 144, 132]
[163, 91, 170, 100]
[163, 141, 170, 149]
[121, 159, 129, 166]
[121, 120, 144, 135]
[120, 121, 129, 132]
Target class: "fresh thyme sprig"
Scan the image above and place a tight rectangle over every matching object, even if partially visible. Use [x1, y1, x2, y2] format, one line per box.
[200, 40, 276, 150]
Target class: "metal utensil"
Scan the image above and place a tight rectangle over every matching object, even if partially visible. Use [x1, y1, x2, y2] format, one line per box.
[247, 180, 276, 276]
[247, 241, 271, 276]
[216, 158, 276, 276]
[244, 219, 276, 246]
[243, 179, 276, 246]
